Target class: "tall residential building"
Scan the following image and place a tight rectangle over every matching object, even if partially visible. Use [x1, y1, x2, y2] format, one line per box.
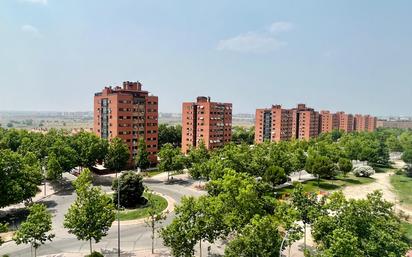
[320, 110, 340, 133]
[336, 112, 354, 132]
[292, 104, 320, 140]
[93, 81, 158, 163]
[181, 96, 232, 154]
[255, 105, 293, 143]
[354, 114, 377, 132]
[255, 104, 319, 143]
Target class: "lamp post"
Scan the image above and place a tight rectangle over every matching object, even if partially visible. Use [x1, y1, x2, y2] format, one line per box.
[279, 228, 294, 257]
[116, 171, 121, 257]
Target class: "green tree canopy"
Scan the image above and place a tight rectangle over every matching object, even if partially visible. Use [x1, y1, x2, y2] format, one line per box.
[13, 203, 54, 257]
[64, 169, 115, 254]
[105, 137, 130, 171]
[0, 149, 42, 208]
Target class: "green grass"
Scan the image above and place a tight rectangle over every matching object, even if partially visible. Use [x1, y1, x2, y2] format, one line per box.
[141, 169, 163, 177]
[390, 173, 412, 206]
[276, 174, 376, 195]
[118, 193, 168, 221]
[401, 222, 412, 243]
[374, 166, 395, 173]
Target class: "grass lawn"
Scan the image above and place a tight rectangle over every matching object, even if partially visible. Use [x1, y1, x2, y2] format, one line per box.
[401, 222, 412, 243]
[276, 173, 375, 195]
[390, 173, 412, 206]
[118, 192, 168, 221]
[141, 169, 163, 177]
[374, 166, 396, 173]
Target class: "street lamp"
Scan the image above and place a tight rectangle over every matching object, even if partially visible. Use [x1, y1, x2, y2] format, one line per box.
[116, 170, 121, 257]
[279, 228, 294, 257]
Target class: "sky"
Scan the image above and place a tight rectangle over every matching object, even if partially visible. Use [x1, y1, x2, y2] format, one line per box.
[0, 0, 411, 116]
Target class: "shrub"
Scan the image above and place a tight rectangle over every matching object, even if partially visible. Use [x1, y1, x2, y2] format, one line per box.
[353, 165, 375, 177]
[85, 251, 104, 257]
[405, 164, 412, 177]
[112, 171, 145, 208]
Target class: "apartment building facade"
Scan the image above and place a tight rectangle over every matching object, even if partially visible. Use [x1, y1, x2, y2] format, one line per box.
[255, 105, 293, 143]
[292, 104, 320, 140]
[336, 112, 354, 132]
[93, 81, 158, 163]
[255, 104, 319, 143]
[181, 96, 232, 154]
[354, 114, 377, 132]
[255, 104, 377, 143]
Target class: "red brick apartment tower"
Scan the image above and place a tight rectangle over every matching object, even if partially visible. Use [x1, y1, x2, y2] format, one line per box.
[255, 105, 293, 143]
[320, 110, 333, 133]
[354, 115, 377, 132]
[181, 96, 232, 154]
[367, 116, 377, 132]
[94, 81, 158, 163]
[292, 104, 320, 140]
[354, 114, 367, 132]
[336, 112, 354, 132]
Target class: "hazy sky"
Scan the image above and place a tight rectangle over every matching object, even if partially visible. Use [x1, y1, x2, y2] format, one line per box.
[1, 0, 411, 115]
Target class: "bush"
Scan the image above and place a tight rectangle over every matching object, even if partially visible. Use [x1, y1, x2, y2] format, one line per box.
[112, 171, 145, 208]
[353, 165, 375, 177]
[85, 251, 103, 257]
[405, 164, 412, 177]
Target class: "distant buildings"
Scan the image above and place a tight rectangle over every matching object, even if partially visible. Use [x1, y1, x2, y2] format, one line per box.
[93, 81, 158, 163]
[181, 96, 232, 153]
[377, 119, 412, 129]
[255, 103, 377, 143]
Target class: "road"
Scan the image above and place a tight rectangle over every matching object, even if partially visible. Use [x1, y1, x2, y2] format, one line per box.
[0, 173, 206, 257]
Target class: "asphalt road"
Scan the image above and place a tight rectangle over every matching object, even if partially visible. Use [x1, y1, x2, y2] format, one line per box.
[0, 174, 207, 257]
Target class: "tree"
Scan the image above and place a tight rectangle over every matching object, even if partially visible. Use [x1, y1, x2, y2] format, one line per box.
[402, 149, 412, 164]
[305, 154, 338, 185]
[291, 183, 323, 250]
[64, 169, 115, 254]
[158, 143, 185, 181]
[13, 203, 54, 257]
[105, 137, 130, 171]
[145, 189, 167, 254]
[158, 124, 182, 148]
[112, 171, 145, 208]
[224, 215, 283, 257]
[311, 191, 409, 257]
[46, 152, 63, 180]
[160, 196, 224, 257]
[0, 149, 42, 208]
[73, 132, 108, 169]
[338, 158, 352, 177]
[231, 126, 255, 145]
[135, 138, 150, 171]
[262, 165, 287, 186]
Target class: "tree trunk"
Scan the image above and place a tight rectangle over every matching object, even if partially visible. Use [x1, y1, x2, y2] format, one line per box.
[151, 221, 155, 254]
[34, 246, 37, 257]
[90, 239, 93, 254]
[288, 245, 291, 257]
[304, 223, 307, 250]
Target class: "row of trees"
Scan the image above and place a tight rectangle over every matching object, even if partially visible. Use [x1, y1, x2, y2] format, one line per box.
[156, 129, 394, 187]
[0, 127, 137, 208]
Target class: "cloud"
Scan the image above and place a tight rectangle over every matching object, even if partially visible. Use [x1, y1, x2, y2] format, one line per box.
[21, 24, 41, 37]
[217, 32, 286, 53]
[217, 21, 293, 53]
[269, 22, 293, 34]
[20, 0, 47, 5]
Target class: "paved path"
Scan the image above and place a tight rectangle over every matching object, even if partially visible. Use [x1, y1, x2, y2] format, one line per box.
[0, 172, 209, 257]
